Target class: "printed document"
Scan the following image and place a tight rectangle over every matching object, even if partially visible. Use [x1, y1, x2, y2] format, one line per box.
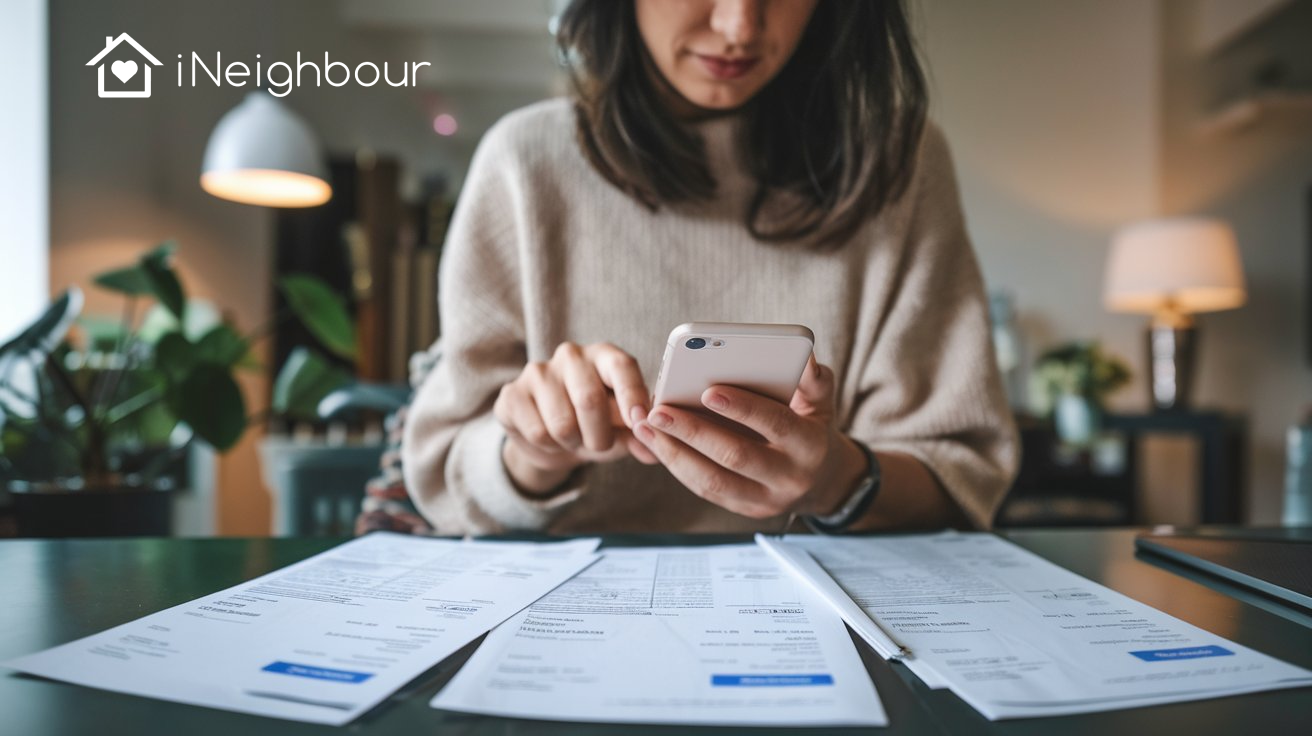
[431, 544, 886, 727]
[4, 533, 600, 725]
[769, 533, 1312, 719]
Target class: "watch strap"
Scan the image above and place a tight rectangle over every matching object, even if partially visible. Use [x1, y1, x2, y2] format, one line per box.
[805, 440, 881, 534]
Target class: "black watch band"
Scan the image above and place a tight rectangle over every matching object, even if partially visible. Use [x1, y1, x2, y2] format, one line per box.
[805, 441, 881, 534]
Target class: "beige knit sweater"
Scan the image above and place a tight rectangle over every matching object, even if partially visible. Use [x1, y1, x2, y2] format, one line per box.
[401, 98, 1018, 535]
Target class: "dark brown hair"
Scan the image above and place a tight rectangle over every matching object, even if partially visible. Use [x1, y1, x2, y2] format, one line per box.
[556, 0, 928, 249]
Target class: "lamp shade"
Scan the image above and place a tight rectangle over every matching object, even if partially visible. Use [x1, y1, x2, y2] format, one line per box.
[1104, 217, 1246, 315]
[200, 92, 331, 208]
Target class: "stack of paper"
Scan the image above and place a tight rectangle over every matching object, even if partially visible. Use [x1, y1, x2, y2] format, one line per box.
[10, 531, 1308, 726]
[758, 532, 1312, 720]
[4, 533, 601, 725]
[431, 544, 887, 727]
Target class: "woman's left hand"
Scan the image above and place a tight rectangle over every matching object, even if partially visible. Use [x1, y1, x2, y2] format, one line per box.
[632, 354, 867, 520]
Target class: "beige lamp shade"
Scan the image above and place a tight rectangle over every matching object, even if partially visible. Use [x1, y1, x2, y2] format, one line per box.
[1104, 217, 1246, 315]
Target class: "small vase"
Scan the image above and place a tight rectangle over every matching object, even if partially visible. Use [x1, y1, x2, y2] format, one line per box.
[1054, 394, 1101, 446]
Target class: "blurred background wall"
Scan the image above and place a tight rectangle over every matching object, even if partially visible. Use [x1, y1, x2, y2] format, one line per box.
[33, 0, 1312, 532]
[914, 0, 1312, 523]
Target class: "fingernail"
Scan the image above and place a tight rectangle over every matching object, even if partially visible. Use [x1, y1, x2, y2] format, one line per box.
[633, 421, 654, 444]
[705, 392, 728, 411]
[629, 405, 648, 427]
[648, 411, 671, 429]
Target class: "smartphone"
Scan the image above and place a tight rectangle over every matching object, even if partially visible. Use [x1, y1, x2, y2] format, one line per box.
[652, 322, 815, 438]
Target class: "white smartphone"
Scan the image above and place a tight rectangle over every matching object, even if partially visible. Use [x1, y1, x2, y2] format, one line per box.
[652, 322, 815, 436]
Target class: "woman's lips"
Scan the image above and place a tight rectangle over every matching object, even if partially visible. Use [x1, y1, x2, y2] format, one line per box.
[694, 54, 760, 80]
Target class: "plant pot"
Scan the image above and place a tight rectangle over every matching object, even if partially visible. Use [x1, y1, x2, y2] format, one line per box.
[8, 478, 175, 538]
[258, 437, 384, 536]
[1054, 394, 1101, 446]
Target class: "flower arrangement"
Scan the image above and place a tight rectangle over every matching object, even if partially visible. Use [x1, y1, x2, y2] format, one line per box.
[1030, 342, 1131, 414]
[1029, 341, 1131, 446]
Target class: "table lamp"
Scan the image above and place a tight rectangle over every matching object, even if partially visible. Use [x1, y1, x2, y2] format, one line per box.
[1104, 217, 1246, 410]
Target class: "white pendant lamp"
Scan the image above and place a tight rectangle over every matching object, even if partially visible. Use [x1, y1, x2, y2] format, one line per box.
[201, 92, 332, 208]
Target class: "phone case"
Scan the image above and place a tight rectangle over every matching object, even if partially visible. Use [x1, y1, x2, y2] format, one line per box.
[652, 322, 815, 412]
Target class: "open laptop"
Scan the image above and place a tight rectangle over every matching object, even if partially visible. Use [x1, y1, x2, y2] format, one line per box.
[1135, 527, 1312, 610]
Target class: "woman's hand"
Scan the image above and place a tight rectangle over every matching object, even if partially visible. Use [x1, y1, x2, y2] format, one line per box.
[632, 355, 867, 520]
[495, 342, 659, 495]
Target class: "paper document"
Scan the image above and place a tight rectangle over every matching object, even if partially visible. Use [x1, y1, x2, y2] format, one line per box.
[4, 533, 600, 725]
[769, 532, 1312, 719]
[431, 544, 887, 727]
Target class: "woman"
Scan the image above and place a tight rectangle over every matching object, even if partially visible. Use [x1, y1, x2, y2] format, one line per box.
[401, 0, 1018, 535]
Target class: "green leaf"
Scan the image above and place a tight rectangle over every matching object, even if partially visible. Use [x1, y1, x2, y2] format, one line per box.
[154, 332, 195, 382]
[194, 325, 249, 367]
[279, 275, 356, 360]
[93, 265, 154, 296]
[170, 364, 246, 451]
[272, 347, 352, 419]
[93, 241, 186, 319]
[0, 287, 84, 359]
[93, 242, 176, 296]
[143, 258, 186, 319]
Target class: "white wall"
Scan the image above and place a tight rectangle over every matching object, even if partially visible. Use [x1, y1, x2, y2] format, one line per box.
[0, 0, 49, 344]
[913, 0, 1160, 387]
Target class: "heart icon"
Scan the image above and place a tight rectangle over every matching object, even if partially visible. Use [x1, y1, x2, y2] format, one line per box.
[111, 59, 138, 84]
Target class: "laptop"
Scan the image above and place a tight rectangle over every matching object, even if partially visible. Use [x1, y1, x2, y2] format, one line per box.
[1135, 527, 1312, 610]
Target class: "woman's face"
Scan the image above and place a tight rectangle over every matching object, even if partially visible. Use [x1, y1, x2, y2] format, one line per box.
[634, 0, 818, 116]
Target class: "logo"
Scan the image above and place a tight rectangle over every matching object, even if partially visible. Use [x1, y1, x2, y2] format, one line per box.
[85, 33, 430, 100]
[86, 33, 162, 98]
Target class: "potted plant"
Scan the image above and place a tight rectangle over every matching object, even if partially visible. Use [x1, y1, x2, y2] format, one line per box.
[1029, 341, 1131, 446]
[0, 241, 356, 537]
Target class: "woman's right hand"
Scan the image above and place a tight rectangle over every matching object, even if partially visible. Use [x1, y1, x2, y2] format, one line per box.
[494, 342, 658, 495]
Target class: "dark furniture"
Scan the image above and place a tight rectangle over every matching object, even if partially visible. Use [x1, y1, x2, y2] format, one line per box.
[1004, 411, 1248, 527]
[1103, 411, 1248, 524]
[2, 529, 1308, 734]
[1002, 415, 1138, 526]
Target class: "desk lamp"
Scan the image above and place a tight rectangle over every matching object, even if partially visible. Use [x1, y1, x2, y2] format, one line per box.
[1104, 217, 1246, 411]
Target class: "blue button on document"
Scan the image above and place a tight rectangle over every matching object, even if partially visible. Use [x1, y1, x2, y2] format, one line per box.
[711, 674, 835, 687]
[1128, 646, 1234, 662]
[262, 661, 375, 683]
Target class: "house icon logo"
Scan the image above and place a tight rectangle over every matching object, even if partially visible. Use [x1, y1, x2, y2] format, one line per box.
[86, 33, 162, 98]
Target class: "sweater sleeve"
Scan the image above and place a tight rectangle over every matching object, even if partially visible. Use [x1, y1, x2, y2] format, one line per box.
[401, 121, 585, 534]
[846, 123, 1019, 529]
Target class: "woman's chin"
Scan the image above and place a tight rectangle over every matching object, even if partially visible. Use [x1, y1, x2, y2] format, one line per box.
[680, 85, 760, 113]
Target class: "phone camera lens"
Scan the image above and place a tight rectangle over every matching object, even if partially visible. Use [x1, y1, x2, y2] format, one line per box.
[685, 337, 706, 350]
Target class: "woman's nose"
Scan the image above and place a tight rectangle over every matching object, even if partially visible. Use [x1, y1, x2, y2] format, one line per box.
[709, 0, 763, 47]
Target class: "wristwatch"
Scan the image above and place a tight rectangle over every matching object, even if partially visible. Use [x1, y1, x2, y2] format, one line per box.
[805, 441, 881, 533]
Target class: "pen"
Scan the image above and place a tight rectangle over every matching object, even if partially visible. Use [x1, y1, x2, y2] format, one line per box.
[755, 533, 913, 660]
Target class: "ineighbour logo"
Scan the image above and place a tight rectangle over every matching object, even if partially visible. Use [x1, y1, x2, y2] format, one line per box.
[88, 33, 430, 99]
[180, 52, 432, 98]
[87, 33, 162, 98]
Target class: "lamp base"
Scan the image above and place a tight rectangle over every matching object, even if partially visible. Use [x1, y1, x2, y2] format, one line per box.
[1146, 323, 1197, 411]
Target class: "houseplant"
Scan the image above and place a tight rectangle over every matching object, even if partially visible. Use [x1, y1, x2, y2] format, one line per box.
[1029, 341, 1131, 446]
[0, 241, 356, 536]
